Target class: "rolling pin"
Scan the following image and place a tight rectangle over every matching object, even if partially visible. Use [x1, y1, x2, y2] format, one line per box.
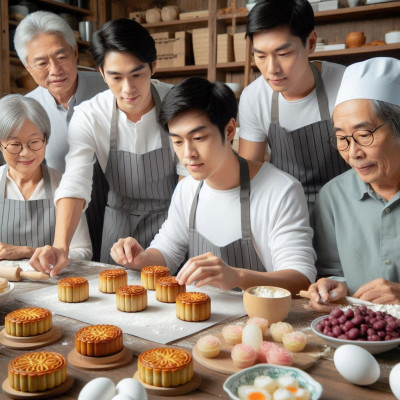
[0, 266, 49, 282]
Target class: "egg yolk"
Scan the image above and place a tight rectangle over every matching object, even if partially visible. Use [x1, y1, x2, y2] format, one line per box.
[248, 393, 267, 400]
[287, 386, 298, 393]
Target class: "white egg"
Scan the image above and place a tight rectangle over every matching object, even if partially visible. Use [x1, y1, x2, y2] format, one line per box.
[78, 377, 116, 400]
[389, 363, 400, 399]
[116, 378, 148, 400]
[111, 395, 135, 400]
[333, 344, 380, 385]
[242, 324, 263, 352]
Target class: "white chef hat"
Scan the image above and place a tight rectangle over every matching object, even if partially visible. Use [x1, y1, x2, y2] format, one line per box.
[335, 57, 400, 108]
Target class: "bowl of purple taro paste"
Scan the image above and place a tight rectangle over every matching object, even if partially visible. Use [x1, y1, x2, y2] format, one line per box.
[311, 305, 400, 354]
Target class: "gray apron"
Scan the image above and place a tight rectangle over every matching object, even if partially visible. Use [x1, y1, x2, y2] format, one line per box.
[100, 85, 177, 264]
[0, 164, 56, 248]
[268, 63, 349, 210]
[188, 155, 264, 272]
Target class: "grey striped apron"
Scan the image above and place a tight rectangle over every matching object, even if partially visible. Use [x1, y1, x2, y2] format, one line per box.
[268, 63, 349, 210]
[100, 85, 177, 264]
[188, 155, 264, 272]
[0, 164, 56, 248]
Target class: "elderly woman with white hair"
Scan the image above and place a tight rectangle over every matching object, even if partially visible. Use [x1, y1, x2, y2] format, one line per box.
[305, 57, 400, 310]
[0, 94, 92, 261]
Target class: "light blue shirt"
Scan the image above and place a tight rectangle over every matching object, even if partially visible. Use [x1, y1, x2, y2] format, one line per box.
[312, 168, 400, 294]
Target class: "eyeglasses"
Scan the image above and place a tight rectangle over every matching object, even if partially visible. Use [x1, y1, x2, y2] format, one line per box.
[328, 120, 390, 151]
[0, 138, 46, 154]
[29, 51, 73, 71]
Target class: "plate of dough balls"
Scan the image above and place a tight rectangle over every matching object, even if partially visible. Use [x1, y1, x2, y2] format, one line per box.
[193, 318, 318, 374]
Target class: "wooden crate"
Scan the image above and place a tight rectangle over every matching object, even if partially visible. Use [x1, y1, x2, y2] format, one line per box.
[234, 32, 246, 62]
[179, 10, 209, 19]
[151, 31, 173, 40]
[217, 33, 234, 63]
[192, 27, 209, 65]
[155, 31, 192, 68]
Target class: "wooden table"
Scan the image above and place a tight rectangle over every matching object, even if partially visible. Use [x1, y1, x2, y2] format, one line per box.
[0, 260, 398, 400]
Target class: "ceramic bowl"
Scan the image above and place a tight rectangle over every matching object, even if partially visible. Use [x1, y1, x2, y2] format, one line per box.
[385, 31, 400, 44]
[311, 315, 400, 354]
[243, 286, 291, 324]
[223, 364, 323, 400]
[0, 282, 15, 305]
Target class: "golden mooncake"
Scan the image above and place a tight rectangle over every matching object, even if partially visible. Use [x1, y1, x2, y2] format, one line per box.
[75, 324, 123, 357]
[5, 307, 52, 337]
[138, 347, 193, 387]
[141, 266, 169, 290]
[116, 285, 147, 312]
[58, 277, 89, 303]
[156, 276, 186, 303]
[176, 292, 211, 322]
[99, 269, 127, 293]
[8, 351, 67, 392]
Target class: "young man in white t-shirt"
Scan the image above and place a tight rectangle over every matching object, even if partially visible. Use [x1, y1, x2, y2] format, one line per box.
[238, 0, 349, 208]
[110, 77, 316, 295]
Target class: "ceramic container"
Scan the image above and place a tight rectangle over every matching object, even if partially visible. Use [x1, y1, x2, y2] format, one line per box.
[145, 8, 161, 24]
[345, 31, 366, 48]
[161, 5, 179, 22]
[347, 0, 361, 7]
[385, 31, 400, 44]
[243, 286, 291, 324]
[223, 364, 322, 400]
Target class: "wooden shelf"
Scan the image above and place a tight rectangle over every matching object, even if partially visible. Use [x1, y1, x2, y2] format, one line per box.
[35, 0, 90, 15]
[310, 43, 400, 64]
[314, 1, 400, 22]
[143, 17, 208, 29]
[153, 64, 208, 78]
[217, 11, 248, 24]
[217, 61, 246, 71]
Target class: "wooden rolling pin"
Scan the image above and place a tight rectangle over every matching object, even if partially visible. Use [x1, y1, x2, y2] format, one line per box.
[0, 266, 49, 282]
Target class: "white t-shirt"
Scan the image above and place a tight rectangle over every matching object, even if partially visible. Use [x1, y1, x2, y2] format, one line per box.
[239, 61, 345, 142]
[0, 165, 92, 260]
[55, 80, 187, 209]
[149, 163, 317, 283]
[26, 71, 107, 172]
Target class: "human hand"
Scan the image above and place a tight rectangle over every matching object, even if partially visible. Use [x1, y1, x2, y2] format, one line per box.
[307, 278, 348, 312]
[353, 278, 400, 304]
[29, 246, 68, 278]
[176, 252, 238, 290]
[0, 242, 32, 260]
[110, 237, 146, 269]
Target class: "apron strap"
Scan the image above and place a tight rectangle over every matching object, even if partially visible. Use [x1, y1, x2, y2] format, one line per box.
[310, 63, 330, 121]
[151, 84, 170, 149]
[0, 165, 9, 198]
[270, 62, 330, 125]
[0, 164, 52, 199]
[188, 155, 252, 239]
[41, 164, 53, 200]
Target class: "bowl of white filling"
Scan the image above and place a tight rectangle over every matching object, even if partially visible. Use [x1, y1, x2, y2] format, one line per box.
[243, 286, 291, 324]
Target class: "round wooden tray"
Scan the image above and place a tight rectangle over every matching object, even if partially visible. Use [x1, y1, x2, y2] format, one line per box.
[133, 371, 201, 396]
[192, 333, 320, 375]
[0, 327, 62, 350]
[2, 375, 74, 399]
[68, 346, 133, 370]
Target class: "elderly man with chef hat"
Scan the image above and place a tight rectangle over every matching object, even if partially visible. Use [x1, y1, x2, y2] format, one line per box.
[307, 57, 400, 310]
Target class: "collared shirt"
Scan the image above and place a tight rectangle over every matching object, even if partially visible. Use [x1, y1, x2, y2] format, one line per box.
[55, 81, 187, 210]
[312, 168, 400, 294]
[26, 71, 107, 173]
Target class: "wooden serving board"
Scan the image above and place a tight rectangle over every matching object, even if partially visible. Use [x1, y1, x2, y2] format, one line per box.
[192, 333, 320, 375]
[2, 376, 74, 399]
[133, 371, 201, 396]
[0, 327, 62, 350]
[68, 346, 133, 370]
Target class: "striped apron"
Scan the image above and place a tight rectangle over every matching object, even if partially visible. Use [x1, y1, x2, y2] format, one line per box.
[268, 63, 349, 210]
[100, 85, 177, 264]
[188, 155, 264, 272]
[0, 164, 56, 247]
